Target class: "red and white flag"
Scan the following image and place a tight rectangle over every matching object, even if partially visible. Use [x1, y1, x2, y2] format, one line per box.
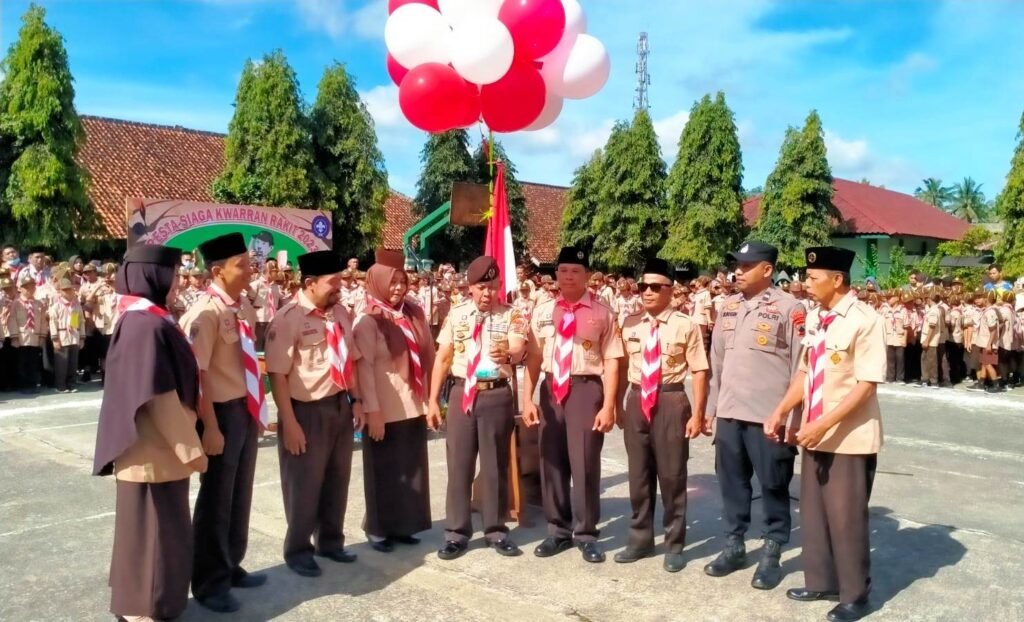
[485, 161, 518, 302]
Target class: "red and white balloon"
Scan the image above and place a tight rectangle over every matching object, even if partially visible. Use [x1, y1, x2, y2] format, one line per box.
[386, 0, 609, 133]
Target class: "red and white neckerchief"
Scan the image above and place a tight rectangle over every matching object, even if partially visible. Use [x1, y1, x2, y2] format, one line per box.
[264, 280, 277, 320]
[312, 303, 351, 390]
[806, 295, 850, 423]
[552, 298, 582, 405]
[57, 297, 77, 339]
[367, 296, 424, 398]
[461, 315, 485, 414]
[208, 286, 269, 427]
[116, 295, 202, 396]
[640, 316, 662, 421]
[21, 298, 35, 332]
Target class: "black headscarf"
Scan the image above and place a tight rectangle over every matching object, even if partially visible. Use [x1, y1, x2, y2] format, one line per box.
[93, 247, 199, 476]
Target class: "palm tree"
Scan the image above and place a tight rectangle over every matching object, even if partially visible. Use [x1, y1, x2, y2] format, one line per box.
[948, 177, 988, 223]
[914, 177, 952, 209]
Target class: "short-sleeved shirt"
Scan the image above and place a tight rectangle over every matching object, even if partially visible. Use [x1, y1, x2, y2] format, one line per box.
[998, 304, 1016, 350]
[948, 306, 964, 344]
[882, 306, 908, 347]
[9, 297, 47, 346]
[179, 287, 255, 404]
[973, 307, 1000, 348]
[249, 278, 282, 323]
[615, 295, 641, 327]
[621, 308, 708, 385]
[800, 294, 885, 455]
[528, 293, 624, 376]
[438, 301, 528, 379]
[49, 298, 83, 347]
[921, 304, 944, 348]
[692, 289, 712, 327]
[264, 290, 361, 402]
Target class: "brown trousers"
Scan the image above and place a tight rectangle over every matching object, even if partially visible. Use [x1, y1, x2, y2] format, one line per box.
[801, 450, 877, 604]
[539, 376, 604, 542]
[623, 385, 691, 553]
[444, 380, 516, 544]
[278, 393, 354, 564]
[192, 398, 259, 599]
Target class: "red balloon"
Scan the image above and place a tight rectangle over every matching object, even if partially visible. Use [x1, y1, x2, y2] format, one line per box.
[388, 0, 439, 14]
[455, 81, 481, 128]
[498, 0, 566, 60]
[399, 63, 469, 133]
[480, 62, 546, 133]
[386, 54, 409, 87]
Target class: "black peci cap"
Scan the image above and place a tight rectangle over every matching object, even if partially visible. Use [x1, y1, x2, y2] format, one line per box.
[124, 244, 182, 268]
[556, 246, 589, 269]
[805, 246, 856, 272]
[198, 233, 247, 263]
[641, 258, 673, 281]
[727, 241, 778, 265]
[298, 251, 344, 277]
[466, 256, 500, 284]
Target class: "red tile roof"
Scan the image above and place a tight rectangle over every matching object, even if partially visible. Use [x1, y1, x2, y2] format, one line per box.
[743, 178, 970, 240]
[381, 190, 417, 250]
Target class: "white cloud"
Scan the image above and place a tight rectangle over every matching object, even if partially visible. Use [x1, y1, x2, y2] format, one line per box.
[824, 129, 920, 189]
[653, 110, 689, 160]
[361, 84, 402, 128]
[296, 0, 347, 39]
[887, 51, 938, 93]
[353, 0, 387, 39]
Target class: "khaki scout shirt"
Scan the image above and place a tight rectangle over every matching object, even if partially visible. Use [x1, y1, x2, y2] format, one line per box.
[692, 289, 712, 326]
[801, 294, 885, 455]
[264, 290, 361, 402]
[973, 307, 1000, 348]
[179, 286, 256, 404]
[249, 278, 282, 323]
[998, 304, 1016, 351]
[9, 297, 47, 347]
[438, 301, 528, 380]
[707, 288, 804, 427]
[621, 308, 708, 385]
[95, 285, 118, 336]
[948, 306, 964, 344]
[49, 298, 83, 347]
[882, 306, 908, 348]
[115, 391, 205, 483]
[921, 304, 944, 348]
[528, 293, 624, 376]
[353, 311, 433, 423]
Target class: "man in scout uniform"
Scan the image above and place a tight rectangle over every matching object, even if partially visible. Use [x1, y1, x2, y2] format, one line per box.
[522, 247, 623, 564]
[249, 258, 281, 350]
[919, 292, 947, 388]
[0, 275, 17, 392]
[10, 272, 47, 393]
[704, 241, 805, 591]
[428, 256, 528, 561]
[615, 259, 708, 573]
[180, 233, 267, 614]
[765, 246, 885, 622]
[49, 278, 83, 393]
[265, 250, 364, 578]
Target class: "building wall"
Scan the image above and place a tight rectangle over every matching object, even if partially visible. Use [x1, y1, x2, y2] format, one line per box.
[829, 236, 943, 282]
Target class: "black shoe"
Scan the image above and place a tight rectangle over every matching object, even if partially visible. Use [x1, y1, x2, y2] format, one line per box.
[437, 540, 469, 561]
[786, 587, 840, 602]
[703, 538, 746, 577]
[370, 538, 394, 553]
[231, 568, 267, 588]
[286, 557, 322, 578]
[490, 538, 523, 557]
[613, 546, 655, 564]
[827, 598, 870, 622]
[966, 382, 985, 392]
[392, 535, 421, 545]
[578, 541, 605, 563]
[534, 536, 574, 558]
[750, 539, 783, 590]
[317, 548, 357, 563]
[196, 592, 241, 613]
[663, 553, 686, 573]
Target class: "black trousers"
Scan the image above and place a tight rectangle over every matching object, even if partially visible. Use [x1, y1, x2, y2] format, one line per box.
[904, 342, 922, 382]
[885, 346, 904, 383]
[715, 418, 797, 545]
[801, 451, 877, 604]
[921, 345, 938, 384]
[16, 345, 41, 390]
[41, 336, 55, 387]
[539, 376, 604, 542]
[255, 322, 269, 353]
[0, 338, 17, 391]
[623, 385, 691, 553]
[53, 344, 79, 391]
[444, 381, 516, 544]
[945, 342, 965, 385]
[279, 393, 354, 564]
[192, 399, 259, 599]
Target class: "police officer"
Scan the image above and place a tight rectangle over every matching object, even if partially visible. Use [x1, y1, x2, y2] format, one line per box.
[522, 247, 623, 564]
[704, 241, 805, 590]
[765, 246, 885, 622]
[615, 258, 709, 573]
[265, 250, 363, 578]
[429, 256, 528, 560]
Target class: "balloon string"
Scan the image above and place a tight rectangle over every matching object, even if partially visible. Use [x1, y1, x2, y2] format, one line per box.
[488, 128, 495, 222]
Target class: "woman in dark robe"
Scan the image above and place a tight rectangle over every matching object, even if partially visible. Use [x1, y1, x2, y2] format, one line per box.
[93, 245, 207, 621]
[353, 251, 436, 552]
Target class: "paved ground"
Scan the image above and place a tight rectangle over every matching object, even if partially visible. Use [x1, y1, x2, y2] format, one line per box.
[1, 381, 1022, 622]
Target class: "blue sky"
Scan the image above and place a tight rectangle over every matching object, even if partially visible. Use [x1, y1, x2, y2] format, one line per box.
[3, 0, 1024, 201]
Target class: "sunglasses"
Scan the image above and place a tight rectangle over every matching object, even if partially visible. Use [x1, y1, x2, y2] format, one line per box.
[638, 283, 669, 293]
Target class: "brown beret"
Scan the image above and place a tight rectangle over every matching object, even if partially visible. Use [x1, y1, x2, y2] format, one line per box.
[467, 256, 499, 285]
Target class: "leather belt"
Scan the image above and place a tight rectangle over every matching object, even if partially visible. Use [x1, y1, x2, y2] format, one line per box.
[629, 382, 687, 393]
[452, 377, 511, 392]
[546, 374, 601, 385]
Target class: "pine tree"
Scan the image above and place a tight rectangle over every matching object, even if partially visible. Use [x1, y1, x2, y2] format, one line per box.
[997, 111, 1024, 276]
[0, 4, 97, 251]
[412, 130, 475, 265]
[310, 63, 388, 258]
[560, 150, 603, 250]
[471, 139, 528, 262]
[213, 50, 315, 208]
[592, 109, 668, 272]
[660, 92, 746, 269]
[753, 110, 837, 267]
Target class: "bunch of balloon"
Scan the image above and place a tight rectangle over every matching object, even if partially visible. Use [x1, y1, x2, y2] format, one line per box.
[385, 0, 610, 134]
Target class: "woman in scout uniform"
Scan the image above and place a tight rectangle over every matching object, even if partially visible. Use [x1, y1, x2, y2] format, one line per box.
[49, 278, 83, 393]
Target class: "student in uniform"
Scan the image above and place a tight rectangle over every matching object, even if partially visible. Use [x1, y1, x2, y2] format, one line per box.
[49, 278, 83, 393]
[265, 251, 364, 578]
[946, 295, 965, 385]
[615, 258, 708, 573]
[180, 233, 268, 614]
[882, 293, 907, 384]
[765, 246, 885, 622]
[10, 272, 46, 393]
[919, 293, 945, 389]
[249, 259, 281, 351]
[997, 290, 1018, 387]
[429, 256, 528, 560]
[522, 247, 623, 564]
[93, 244, 207, 622]
[0, 276, 16, 392]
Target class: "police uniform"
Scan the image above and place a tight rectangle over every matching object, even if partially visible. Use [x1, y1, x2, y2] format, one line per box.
[180, 234, 265, 609]
[618, 259, 708, 571]
[527, 247, 624, 562]
[704, 242, 804, 589]
[265, 251, 362, 576]
[434, 257, 529, 560]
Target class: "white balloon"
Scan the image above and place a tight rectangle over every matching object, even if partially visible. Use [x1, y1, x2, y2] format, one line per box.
[560, 34, 610, 100]
[524, 91, 563, 131]
[438, 0, 503, 26]
[561, 0, 587, 37]
[384, 4, 452, 69]
[450, 17, 514, 85]
[538, 30, 577, 96]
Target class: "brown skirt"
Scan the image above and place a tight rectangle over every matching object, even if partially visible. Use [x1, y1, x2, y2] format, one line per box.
[109, 479, 192, 619]
[362, 415, 432, 537]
